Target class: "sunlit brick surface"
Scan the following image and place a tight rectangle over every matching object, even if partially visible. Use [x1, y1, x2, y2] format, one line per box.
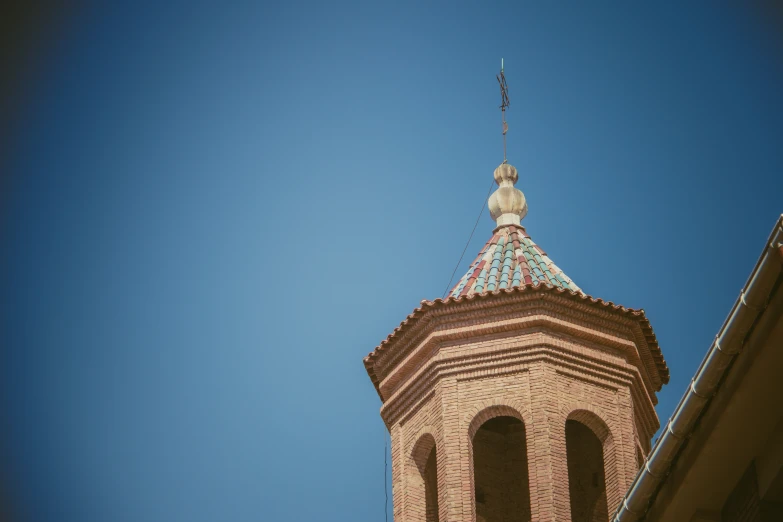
[366, 286, 667, 521]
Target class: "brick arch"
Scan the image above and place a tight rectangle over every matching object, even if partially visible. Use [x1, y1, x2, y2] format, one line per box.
[409, 428, 437, 474]
[466, 400, 530, 440]
[566, 408, 612, 442]
[407, 428, 440, 522]
[559, 401, 614, 426]
[561, 406, 620, 521]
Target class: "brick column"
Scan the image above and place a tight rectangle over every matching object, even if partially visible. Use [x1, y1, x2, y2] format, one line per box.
[527, 361, 562, 522]
[391, 423, 404, 522]
[613, 386, 639, 506]
[440, 377, 463, 521]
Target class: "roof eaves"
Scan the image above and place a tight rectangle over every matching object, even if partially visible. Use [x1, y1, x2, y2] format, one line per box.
[613, 214, 783, 522]
[364, 283, 668, 399]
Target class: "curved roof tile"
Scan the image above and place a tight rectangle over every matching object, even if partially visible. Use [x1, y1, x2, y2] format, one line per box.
[450, 224, 581, 297]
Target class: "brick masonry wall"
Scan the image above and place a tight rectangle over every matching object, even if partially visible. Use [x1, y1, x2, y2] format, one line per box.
[375, 296, 660, 522]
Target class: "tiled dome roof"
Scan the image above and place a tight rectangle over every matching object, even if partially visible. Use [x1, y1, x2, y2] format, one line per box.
[449, 224, 580, 298]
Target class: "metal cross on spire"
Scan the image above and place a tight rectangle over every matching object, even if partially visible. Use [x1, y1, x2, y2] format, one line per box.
[497, 58, 510, 163]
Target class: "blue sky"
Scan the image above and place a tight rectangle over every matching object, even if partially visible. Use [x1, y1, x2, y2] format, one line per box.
[2, 3, 782, 521]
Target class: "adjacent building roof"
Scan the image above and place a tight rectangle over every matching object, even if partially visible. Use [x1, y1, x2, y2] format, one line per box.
[449, 224, 581, 298]
[613, 215, 783, 522]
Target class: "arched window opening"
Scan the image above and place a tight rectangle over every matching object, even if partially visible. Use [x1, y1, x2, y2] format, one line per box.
[472, 416, 531, 522]
[409, 434, 439, 522]
[424, 446, 439, 522]
[566, 420, 608, 522]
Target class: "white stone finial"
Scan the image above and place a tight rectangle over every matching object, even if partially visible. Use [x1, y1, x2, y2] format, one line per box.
[488, 162, 527, 226]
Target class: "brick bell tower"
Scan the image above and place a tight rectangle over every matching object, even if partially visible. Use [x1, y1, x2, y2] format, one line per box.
[363, 159, 669, 522]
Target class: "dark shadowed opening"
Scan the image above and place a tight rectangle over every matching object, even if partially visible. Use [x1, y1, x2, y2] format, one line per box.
[410, 436, 439, 522]
[424, 446, 439, 522]
[472, 416, 531, 522]
[566, 420, 608, 522]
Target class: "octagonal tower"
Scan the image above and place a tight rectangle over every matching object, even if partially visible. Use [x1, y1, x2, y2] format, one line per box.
[364, 162, 668, 522]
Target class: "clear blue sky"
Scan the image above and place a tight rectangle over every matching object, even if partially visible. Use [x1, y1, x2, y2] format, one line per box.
[2, 3, 782, 521]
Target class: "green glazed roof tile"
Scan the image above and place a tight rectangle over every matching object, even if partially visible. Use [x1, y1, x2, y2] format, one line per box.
[450, 225, 582, 298]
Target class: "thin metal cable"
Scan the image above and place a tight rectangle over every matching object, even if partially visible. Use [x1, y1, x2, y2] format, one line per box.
[441, 177, 497, 299]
